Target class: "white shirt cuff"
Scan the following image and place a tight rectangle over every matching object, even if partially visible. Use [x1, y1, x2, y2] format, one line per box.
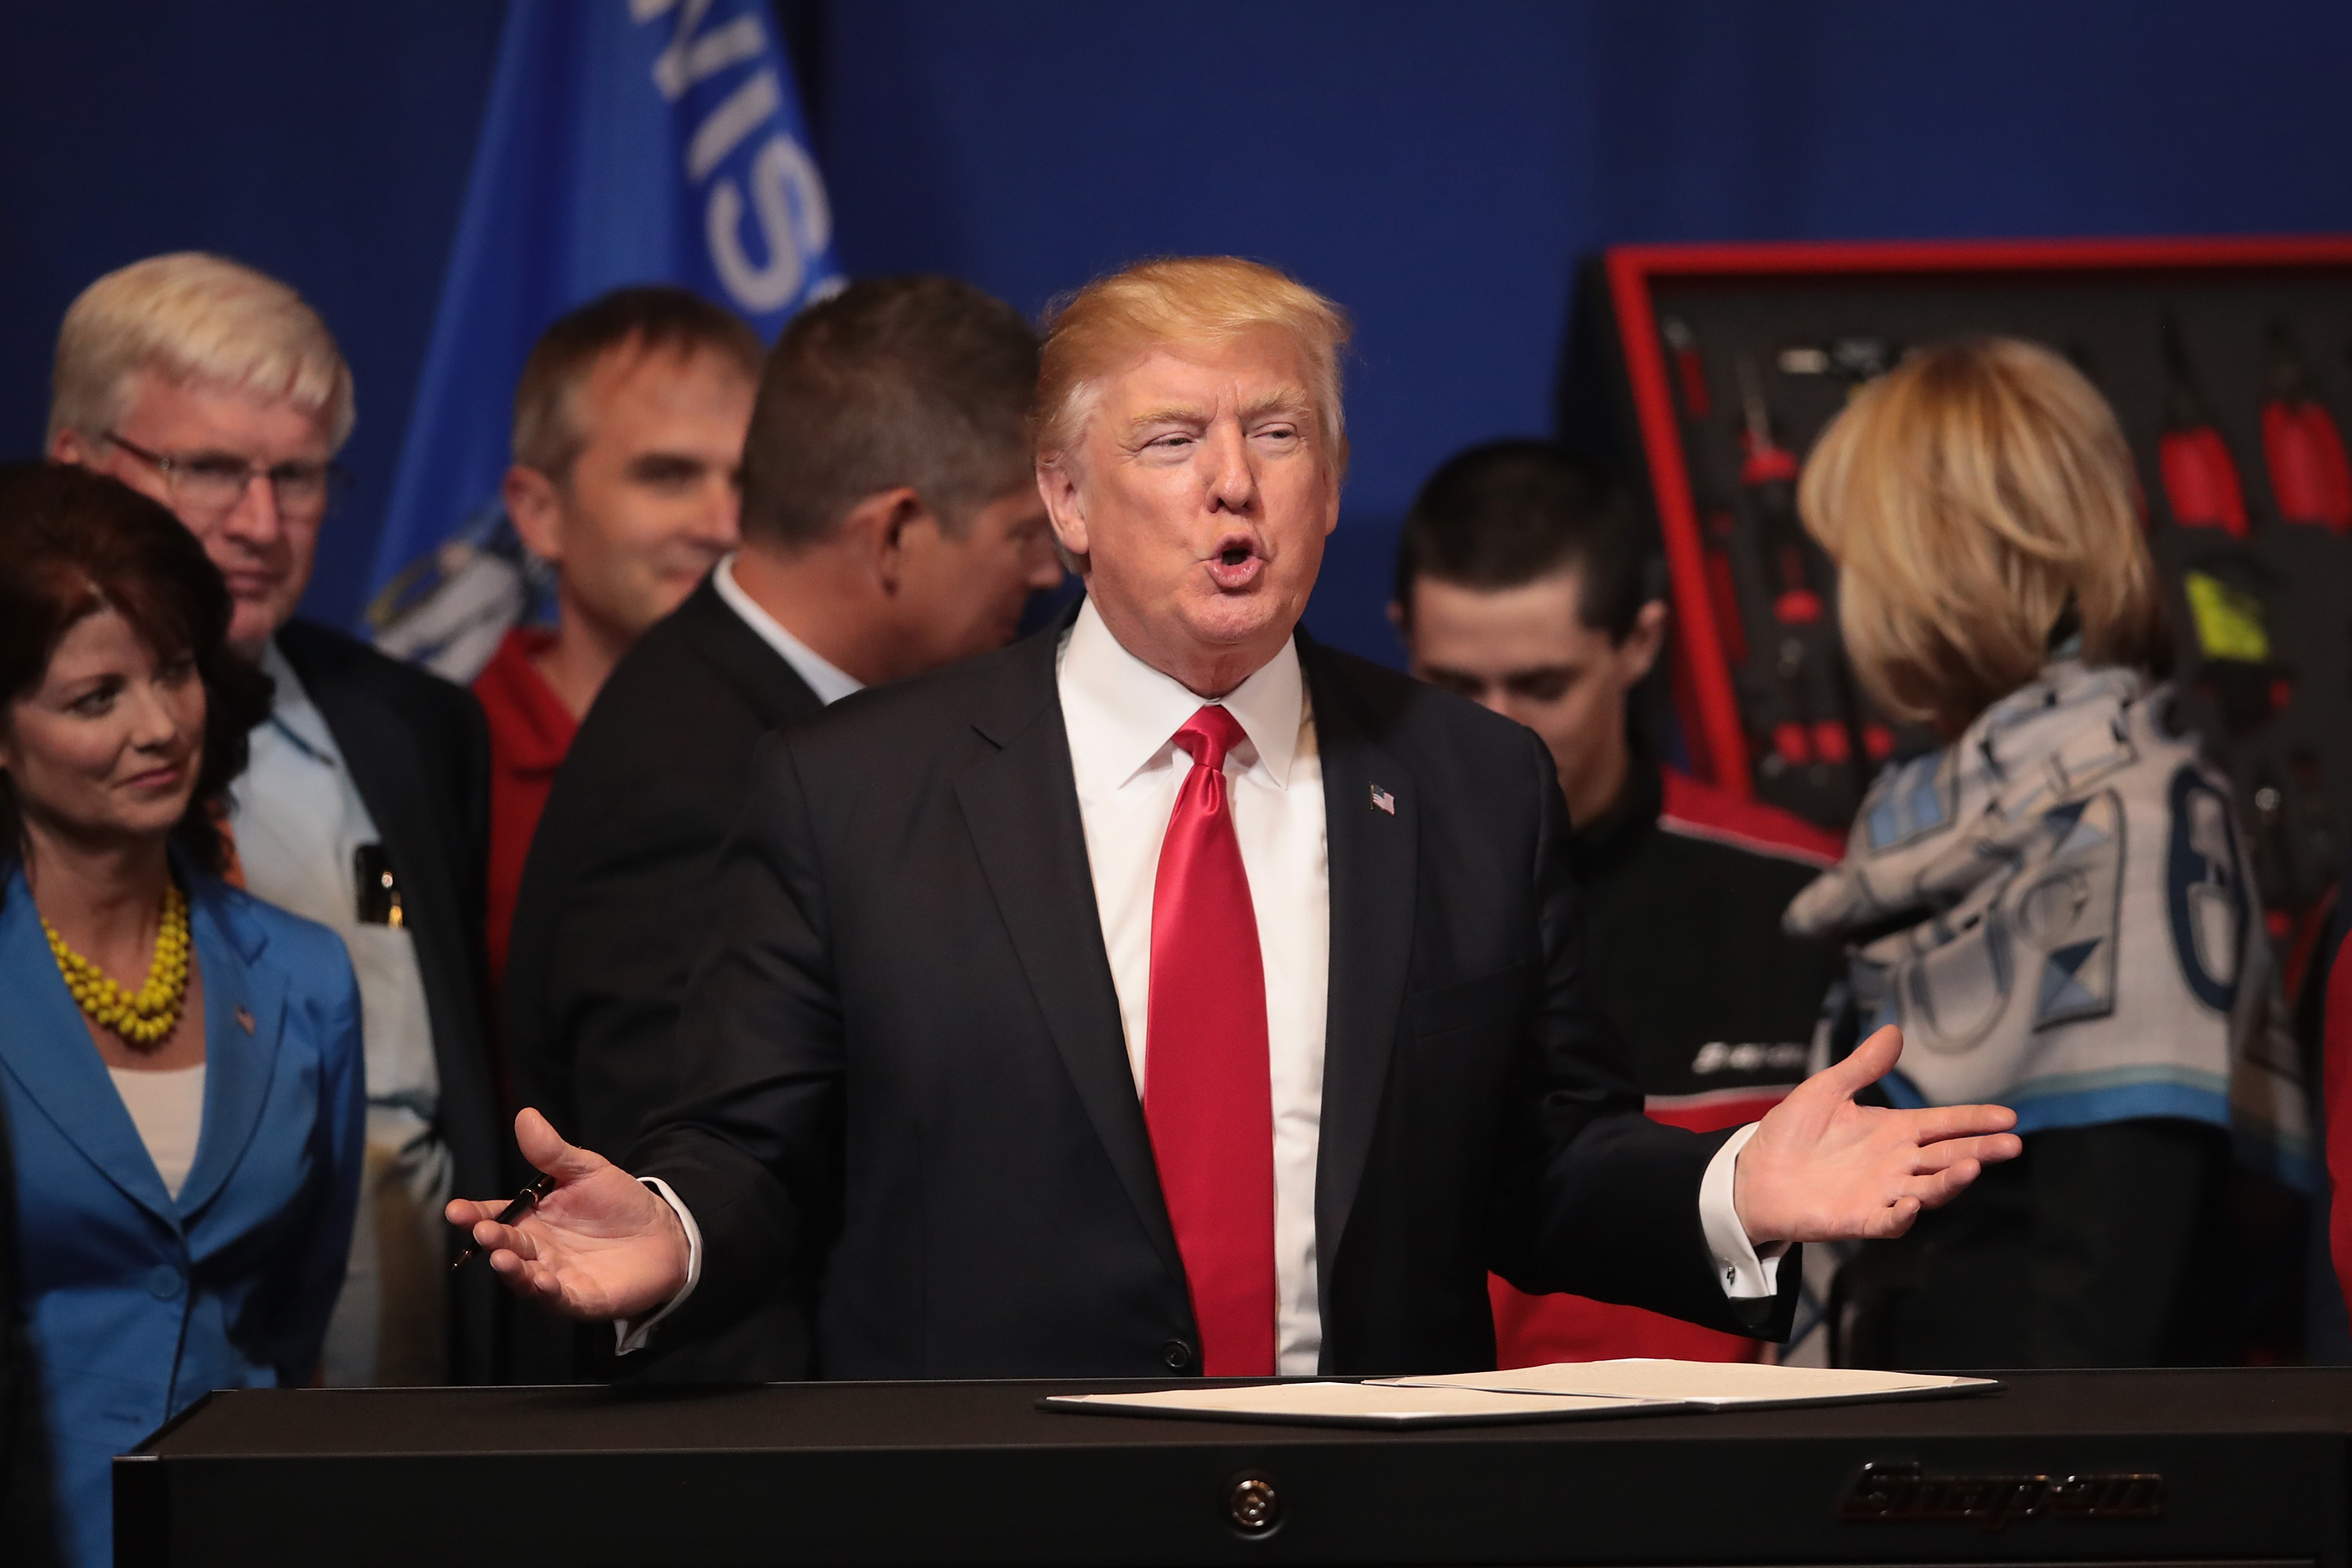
[613, 1177, 703, 1356]
[1700, 1123, 1787, 1299]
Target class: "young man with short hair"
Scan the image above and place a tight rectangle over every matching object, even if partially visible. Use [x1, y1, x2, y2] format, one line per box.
[474, 286, 763, 983]
[1393, 439, 1846, 1364]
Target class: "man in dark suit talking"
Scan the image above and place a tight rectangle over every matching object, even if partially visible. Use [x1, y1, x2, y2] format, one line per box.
[452, 257, 2021, 1377]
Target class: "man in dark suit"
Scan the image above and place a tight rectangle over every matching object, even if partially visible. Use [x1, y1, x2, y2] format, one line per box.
[455, 258, 2020, 1379]
[499, 277, 1060, 1380]
[50, 253, 501, 1386]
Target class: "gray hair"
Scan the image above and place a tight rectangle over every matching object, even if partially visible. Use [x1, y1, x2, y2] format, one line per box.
[49, 252, 355, 452]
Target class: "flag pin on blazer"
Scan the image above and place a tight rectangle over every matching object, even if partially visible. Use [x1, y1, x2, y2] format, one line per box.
[234, 1005, 255, 1034]
[1370, 784, 1396, 815]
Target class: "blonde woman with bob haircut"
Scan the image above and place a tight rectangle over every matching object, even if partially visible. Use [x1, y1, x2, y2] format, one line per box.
[1784, 337, 2313, 1370]
[1799, 336, 2164, 735]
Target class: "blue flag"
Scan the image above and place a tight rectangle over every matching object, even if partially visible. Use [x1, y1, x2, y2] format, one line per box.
[365, 0, 839, 671]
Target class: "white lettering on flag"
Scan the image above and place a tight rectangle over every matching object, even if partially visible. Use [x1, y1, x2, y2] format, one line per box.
[709, 134, 831, 313]
[655, 9, 766, 100]
[686, 67, 782, 180]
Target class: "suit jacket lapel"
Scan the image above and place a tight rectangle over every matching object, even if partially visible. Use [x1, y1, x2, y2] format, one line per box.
[1302, 637, 1418, 1305]
[952, 624, 1185, 1287]
[175, 877, 285, 1219]
[0, 869, 180, 1229]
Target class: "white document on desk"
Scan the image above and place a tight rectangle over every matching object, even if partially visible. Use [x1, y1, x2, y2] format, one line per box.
[1374, 1358, 1998, 1408]
[1042, 1381, 1690, 1428]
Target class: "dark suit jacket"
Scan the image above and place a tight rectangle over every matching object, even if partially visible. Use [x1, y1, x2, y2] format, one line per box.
[504, 576, 822, 1381]
[0, 1094, 57, 1568]
[634, 616, 1799, 1379]
[274, 619, 502, 1382]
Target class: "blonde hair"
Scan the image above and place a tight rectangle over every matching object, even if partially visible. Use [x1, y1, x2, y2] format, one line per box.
[49, 252, 354, 452]
[1798, 336, 2165, 732]
[1034, 256, 1351, 479]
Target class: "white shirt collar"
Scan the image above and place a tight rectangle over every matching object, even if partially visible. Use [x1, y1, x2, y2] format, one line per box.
[1058, 594, 1304, 790]
[711, 553, 864, 706]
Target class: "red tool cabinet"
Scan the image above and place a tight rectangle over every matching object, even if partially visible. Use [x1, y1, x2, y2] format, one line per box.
[1599, 235, 2352, 941]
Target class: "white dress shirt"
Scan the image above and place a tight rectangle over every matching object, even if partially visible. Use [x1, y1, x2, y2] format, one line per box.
[1057, 599, 1777, 1373]
[713, 554, 866, 705]
[629, 597, 1780, 1359]
[1058, 597, 1332, 1373]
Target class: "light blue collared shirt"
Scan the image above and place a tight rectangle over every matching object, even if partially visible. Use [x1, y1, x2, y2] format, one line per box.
[229, 639, 438, 1127]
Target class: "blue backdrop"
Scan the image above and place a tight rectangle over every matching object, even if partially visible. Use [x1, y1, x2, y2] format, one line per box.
[8, 2, 2352, 665]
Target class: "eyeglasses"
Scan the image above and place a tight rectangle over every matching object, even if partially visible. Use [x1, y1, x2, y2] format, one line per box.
[105, 431, 350, 524]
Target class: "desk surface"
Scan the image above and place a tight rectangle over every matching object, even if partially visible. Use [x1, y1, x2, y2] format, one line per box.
[141, 1366, 2352, 1455]
[125, 1369, 2352, 1568]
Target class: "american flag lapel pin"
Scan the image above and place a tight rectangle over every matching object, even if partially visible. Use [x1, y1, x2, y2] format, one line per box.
[1369, 784, 1396, 816]
[234, 1006, 255, 1035]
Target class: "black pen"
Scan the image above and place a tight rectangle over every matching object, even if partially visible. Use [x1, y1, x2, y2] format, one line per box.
[451, 1172, 558, 1271]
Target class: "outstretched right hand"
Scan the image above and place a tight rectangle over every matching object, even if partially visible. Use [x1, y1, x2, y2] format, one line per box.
[444, 1108, 691, 1322]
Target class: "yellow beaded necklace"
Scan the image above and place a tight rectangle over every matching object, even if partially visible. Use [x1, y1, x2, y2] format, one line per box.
[42, 884, 191, 1048]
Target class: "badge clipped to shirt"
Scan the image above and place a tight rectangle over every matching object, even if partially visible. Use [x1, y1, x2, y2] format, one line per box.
[353, 844, 405, 928]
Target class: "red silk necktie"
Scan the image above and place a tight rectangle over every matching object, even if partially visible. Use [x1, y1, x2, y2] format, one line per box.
[1145, 705, 1276, 1376]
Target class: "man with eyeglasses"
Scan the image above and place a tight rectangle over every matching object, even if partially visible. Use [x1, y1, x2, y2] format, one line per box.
[48, 253, 503, 1392]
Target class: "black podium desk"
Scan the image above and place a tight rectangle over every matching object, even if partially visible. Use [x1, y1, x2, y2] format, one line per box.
[119, 1368, 2352, 1567]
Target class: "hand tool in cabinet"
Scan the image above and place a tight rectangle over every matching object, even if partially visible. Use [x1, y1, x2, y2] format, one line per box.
[2250, 763, 2299, 937]
[1775, 335, 1901, 394]
[2159, 316, 2251, 538]
[2260, 322, 2352, 532]
[1661, 314, 1712, 419]
[1735, 356, 1855, 778]
[1659, 317, 1750, 675]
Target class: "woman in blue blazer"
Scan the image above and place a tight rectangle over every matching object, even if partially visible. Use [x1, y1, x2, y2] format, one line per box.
[0, 465, 364, 1568]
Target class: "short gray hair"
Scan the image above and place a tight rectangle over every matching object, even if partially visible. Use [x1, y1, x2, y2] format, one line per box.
[49, 252, 355, 452]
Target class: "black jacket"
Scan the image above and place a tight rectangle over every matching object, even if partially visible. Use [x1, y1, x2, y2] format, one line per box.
[503, 577, 822, 1382]
[632, 618, 1800, 1379]
[0, 1095, 57, 1567]
[506, 575, 824, 1161]
[272, 619, 499, 1382]
[1570, 760, 1842, 1109]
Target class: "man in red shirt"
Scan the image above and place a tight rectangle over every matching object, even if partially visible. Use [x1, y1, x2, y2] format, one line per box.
[473, 289, 763, 984]
[1393, 440, 1846, 1364]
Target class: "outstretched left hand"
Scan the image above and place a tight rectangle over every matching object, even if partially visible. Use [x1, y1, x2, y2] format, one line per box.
[1734, 1024, 2020, 1244]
